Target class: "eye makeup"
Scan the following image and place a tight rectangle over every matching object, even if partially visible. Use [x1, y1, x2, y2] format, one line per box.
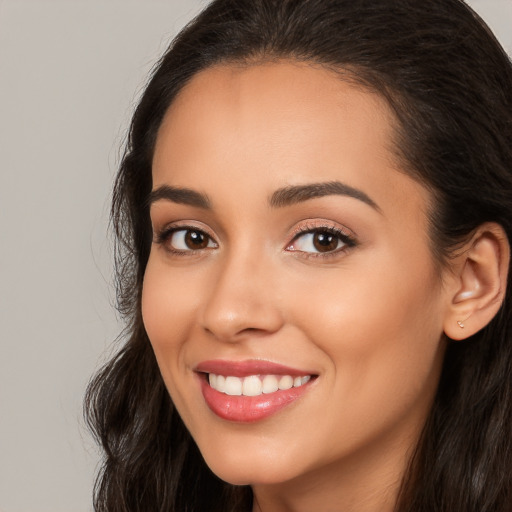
[153, 217, 358, 261]
[286, 220, 358, 260]
[154, 223, 218, 256]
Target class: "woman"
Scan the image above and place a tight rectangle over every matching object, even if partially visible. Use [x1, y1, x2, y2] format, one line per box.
[85, 0, 512, 511]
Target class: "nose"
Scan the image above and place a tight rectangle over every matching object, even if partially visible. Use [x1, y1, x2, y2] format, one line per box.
[200, 251, 284, 342]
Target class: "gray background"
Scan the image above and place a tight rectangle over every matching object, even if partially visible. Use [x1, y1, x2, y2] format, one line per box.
[0, 1, 510, 511]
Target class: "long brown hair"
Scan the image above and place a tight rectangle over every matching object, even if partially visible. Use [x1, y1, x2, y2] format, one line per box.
[85, 1, 512, 510]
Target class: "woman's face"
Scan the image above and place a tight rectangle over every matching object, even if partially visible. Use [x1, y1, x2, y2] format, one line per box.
[143, 62, 450, 489]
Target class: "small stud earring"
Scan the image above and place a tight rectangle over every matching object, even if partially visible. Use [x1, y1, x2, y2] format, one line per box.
[457, 321, 465, 329]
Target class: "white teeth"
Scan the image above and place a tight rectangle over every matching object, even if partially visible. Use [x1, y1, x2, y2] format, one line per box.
[242, 375, 262, 396]
[278, 375, 293, 390]
[262, 375, 279, 394]
[216, 375, 226, 393]
[224, 376, 242, 395]
[208, 373, 312, 396]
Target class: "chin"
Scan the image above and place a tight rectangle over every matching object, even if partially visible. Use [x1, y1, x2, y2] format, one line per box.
[208, 465, 297, 487]
[199, 442, 305, 486]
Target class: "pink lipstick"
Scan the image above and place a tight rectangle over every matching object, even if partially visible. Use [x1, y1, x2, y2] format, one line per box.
[196, 360, 316, 423]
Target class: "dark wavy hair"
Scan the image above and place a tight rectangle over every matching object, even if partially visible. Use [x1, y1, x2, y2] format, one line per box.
[85, 1, 512, 510]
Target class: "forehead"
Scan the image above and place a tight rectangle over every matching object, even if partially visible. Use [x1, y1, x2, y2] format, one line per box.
[154, 62, 396, 173]
[152, 61, 429, 225]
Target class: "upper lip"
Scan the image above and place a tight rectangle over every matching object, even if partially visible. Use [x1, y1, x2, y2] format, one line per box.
[195, 359, 316, 378]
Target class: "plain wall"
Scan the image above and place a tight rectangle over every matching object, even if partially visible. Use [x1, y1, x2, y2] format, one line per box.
[0, 1, 510, 511]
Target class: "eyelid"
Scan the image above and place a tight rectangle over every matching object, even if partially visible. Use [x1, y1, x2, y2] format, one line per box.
[287, 219, 357, 241]
[153, 222, 218, 254]
[153, 219, 215, 239]
[285, 220, 357, 256]
[152, 218, 357, 258]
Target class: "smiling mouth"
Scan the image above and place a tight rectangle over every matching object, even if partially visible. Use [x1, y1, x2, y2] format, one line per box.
[207, 373, 312, 396]
[195, 360, 318, 422]
[198, 371, 317, 422]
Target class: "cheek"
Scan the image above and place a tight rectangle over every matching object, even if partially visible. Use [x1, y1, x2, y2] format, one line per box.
[141, 255, 211, 428]
[283, 249, 445, 428]
[141, 256, 199, 371]
[287, 248, 442, 347]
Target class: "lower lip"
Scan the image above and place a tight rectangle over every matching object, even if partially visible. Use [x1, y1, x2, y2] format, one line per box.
[199, 376, 313, 423]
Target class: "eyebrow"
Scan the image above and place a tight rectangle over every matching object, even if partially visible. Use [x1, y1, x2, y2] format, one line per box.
[147, 180, 380, 212]
[147, 185, 211, 209]
[269, 181, 380, 211]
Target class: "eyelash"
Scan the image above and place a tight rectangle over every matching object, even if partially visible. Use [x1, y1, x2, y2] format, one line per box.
[155, 224, 218, 256]
[154, 222, 357, 259]
[286, 223, 357, 259]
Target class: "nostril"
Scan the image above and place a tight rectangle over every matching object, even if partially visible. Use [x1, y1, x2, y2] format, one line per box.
[199, 281, 285, 341]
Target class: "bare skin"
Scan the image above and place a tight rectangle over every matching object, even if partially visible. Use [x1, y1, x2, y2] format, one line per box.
[142, 61, 507, 512]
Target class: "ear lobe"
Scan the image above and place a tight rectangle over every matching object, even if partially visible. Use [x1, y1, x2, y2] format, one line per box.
[444, 223, 509, 341]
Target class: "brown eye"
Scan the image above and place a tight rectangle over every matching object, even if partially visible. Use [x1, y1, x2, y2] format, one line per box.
[184, 230, 209, 249]
[288, 228, 354, 255]
[167, 228, 217, 251]
[312, 232, 339, 252]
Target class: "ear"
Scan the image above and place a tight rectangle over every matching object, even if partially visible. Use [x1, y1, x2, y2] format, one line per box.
[443, 223, 510, 341]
